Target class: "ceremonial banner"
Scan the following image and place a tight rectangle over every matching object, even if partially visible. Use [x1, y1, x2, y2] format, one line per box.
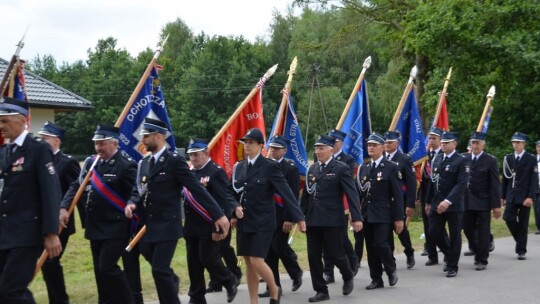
[118, 66, 176, 162]
[433, 93, 449, 131]
[395, 87, 428, 166]
[3, 59, 28, 102]
[210, 88, 266, 177]
[267, 91, 309, 176]
[1, 59, 29, 143]
[481, 105, 493, 133]
[425, 91, 450, 148]
[341, 79, 371, 164]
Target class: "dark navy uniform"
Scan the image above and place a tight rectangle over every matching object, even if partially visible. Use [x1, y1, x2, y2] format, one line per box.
[534, 149, 540, 234]
[0, 132, 62, 303]
[130, 150, 225, 304]
[42, 150, 80, 304]
[419, 147, 449, 263]
[232, 155, 305, 257]
[61, 150, 137, 303]
[73, 155, 143, 303]
[185, 158, 239, 304]
[502, 135, 538, 257]
[334, 151, 356, 172]
[358, 157, 404, 286]
[301, 158, 362, 295]
[463, 150, 501, 266]
[323, 150, 359, 282]
[427, 147, 469, 275]
[265, 158, 303, 290]
[386, 149, 416, 263]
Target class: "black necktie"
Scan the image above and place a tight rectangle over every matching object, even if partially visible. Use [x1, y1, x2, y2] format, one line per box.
[370, 161, 377, 177]
[6, 143, 14, 159]
[247, 162, 253, 171]
[149, 156, 155, 171]
[320, 163, 326, 172]
[516, 156, 521, 163]
[442, 156, 448, 163]
[387, 154, 391, 162]
[473, 156, 477, 162]
[429, 150, 435, 159]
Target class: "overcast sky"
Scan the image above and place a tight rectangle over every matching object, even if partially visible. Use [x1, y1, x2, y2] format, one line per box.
[0, 0, 296, 64]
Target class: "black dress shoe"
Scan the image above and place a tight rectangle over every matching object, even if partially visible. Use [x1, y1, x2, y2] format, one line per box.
[388, 271, 398, 286]
[258, 289, 270, 298]
[323, 273, 335, 284]
[308, 292, 330, 302]
[226, 284, 238, 302]
[342, 278, 354, 295]
[518, 253, 526, 260]
[489, 241, 495, 252]
[475, 264, 487, 271]
[406, 255, 415, 269]
[535, 230, 540, 235]
[443, 264, 449, 272]
[292, 271, 303, 291]
[365, 281, 384, 290]
[425, 259, 438, 266]
[446, 269, 457, 277]
[269, 287, 282, 304]
[463, 250, 476, 256]
[421, 249, 429, 256]
[225, 276, 239, 302]
[353, 263, 360, 276]
[206, 284, 222, 293]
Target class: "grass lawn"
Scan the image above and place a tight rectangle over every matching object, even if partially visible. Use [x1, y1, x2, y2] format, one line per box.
[30, 207, 532, 302]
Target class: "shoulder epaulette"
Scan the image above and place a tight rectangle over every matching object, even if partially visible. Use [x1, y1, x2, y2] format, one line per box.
[285, 158, 296, 166]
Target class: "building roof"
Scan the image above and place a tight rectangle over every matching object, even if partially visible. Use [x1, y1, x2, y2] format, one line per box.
[0, 57, 92, 111]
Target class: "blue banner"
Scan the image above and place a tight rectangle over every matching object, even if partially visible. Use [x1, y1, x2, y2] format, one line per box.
[267, 93, 309, 176]
[481, 106, 493, 133]
[395, 88, 428, 164]
[119, 67, 176, 161]
[341, 79, 371, 164]
[12, 65, 26, 101]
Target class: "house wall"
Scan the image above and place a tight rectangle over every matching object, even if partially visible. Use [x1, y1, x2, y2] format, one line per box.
[28, 108, 55, 135]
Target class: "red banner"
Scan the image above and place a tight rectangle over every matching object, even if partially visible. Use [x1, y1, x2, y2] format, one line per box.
[210, 90, 266, 178]
[435, 94, 449, 131]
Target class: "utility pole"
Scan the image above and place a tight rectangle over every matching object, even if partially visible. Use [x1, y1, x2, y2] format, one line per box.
[304, 64, 328, 147]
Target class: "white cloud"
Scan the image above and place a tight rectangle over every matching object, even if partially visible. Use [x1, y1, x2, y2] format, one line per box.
[0, 0, 296, 63]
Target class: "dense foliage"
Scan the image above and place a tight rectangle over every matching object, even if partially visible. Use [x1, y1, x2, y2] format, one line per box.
[27, 1, 540, 160]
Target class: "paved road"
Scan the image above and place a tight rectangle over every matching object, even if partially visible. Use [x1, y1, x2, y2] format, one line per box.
[150, 234, 540, 303]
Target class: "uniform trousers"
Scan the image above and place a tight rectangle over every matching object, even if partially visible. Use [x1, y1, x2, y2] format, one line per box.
[0, 246, 41, 303]
[140, 240, 180, 304]
[423, 202, 449, 261]
[185, 235, 235, 303]
[208, 229, 241, 288]
[42, 230, 70, 304]
[463, 210, 491, 265]
[534, 194, 540, 231]
[323, 219, 358, 277]
[389, 216, 414, 257]
[353, 230, 365, 264]
[90, 238, 134, 304]
[266, 227, 302, 287]
[122, 242, 143, 304]
[503, 202, 531, 254]
[422, 202, 437, 260]
[307, 226, 353, 294]
[429, 212, 463, 272]
[364, 222, 395, 282]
